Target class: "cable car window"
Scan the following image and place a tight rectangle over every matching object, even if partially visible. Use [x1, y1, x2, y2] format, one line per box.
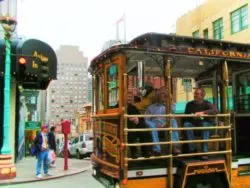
[235, 72, 250, 113]
[97, 74, 104, 111]
[107, 64, 119, 109]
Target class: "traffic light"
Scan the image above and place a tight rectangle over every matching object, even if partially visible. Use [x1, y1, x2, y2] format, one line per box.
[38, 58, 49, 81]
[17, 56, 27, 77]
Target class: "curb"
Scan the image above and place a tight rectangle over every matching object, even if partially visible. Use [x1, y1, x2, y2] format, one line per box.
[0, 165, 92, 186]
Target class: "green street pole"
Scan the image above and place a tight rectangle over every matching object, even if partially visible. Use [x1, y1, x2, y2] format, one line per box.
[1, 32, 11, 154]
[0, 18, 16, 154]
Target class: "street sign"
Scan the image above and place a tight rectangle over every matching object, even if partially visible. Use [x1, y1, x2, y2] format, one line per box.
[25, 121, 41, 130]
[184, 84, 193, 92]
[183, 78, 193, 92]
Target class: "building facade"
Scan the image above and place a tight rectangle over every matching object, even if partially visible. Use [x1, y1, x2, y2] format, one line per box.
[77, 103, 92, 134]
[176, 0, 250, 42]
[47, 45, 88, 132]
[87, 77, 92, 104]
[175, 0, 250, 105]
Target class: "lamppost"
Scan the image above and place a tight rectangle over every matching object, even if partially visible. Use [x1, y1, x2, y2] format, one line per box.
[0, 0, 17, 179]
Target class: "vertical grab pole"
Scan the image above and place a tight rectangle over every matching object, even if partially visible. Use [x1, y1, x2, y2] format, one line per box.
[222, 60, 232, 183]
[92, 75, 96, 156]
[123, 73, 128, 184]
[165, 56, 173, 188]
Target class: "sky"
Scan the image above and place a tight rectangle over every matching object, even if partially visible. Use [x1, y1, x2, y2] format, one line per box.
[17, 0, 206, 63]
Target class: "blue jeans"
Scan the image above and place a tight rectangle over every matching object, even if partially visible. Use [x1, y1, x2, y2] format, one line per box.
[36, 150, 49, 175]
[183, 121, 211, 152]
[147, 118, 179, 152]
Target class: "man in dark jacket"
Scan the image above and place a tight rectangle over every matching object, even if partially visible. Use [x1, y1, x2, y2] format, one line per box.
[35, 124, 52, 178]
[183, 88, 218, 160]
[127, 94, 152, 159]
[48, 126, 56, 167]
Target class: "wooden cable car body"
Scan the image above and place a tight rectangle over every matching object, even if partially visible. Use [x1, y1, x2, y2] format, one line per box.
[89, 33, 250, 188]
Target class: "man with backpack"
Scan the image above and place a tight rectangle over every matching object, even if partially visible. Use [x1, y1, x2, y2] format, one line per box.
[34, 124, 52, 179]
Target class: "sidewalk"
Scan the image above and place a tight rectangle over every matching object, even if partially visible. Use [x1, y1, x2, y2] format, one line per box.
[0, 157, 92, 186]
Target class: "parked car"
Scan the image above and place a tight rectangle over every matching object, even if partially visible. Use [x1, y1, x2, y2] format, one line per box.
[57, 140, 71, 157]
[68, 133, 93, 159]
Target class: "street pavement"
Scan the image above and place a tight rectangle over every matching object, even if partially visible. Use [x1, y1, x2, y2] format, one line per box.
[2, 170, 105, 188]
[0, 157, 92, 186]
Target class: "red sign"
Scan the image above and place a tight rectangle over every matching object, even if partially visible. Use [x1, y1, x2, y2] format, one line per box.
[62, 120, 71, 134]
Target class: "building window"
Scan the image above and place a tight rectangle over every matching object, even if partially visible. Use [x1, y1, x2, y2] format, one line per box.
[213, 18, 223, 39]
[231, 4, 248, 34]
[203, 28, 208, 39]
[192, 30, 199, 38]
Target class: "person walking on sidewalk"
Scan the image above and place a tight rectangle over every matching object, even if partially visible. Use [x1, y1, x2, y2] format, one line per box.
[34, 124, 52, 179]
[48, 126, 57, 167]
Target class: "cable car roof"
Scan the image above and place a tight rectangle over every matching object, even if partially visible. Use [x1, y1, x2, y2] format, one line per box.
[89, 32, 250, 78]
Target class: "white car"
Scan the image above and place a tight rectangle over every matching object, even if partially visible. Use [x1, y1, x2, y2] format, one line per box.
[68, 133, 93, 159]
[57, 140, 71, 157]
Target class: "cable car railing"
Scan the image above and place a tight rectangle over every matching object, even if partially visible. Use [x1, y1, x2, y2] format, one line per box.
[122, 112, 232, 187]
[123, 113, 231, 161]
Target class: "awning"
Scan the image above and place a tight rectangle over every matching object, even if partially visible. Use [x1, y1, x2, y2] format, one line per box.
[0, 38, 57, 89]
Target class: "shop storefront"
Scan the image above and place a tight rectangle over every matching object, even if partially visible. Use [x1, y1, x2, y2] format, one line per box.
[0, 38, 57, 161]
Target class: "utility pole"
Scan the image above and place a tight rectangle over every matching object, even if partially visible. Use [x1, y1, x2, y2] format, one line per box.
[115, 13, 126, 43]
[116, 22, 119, 41]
